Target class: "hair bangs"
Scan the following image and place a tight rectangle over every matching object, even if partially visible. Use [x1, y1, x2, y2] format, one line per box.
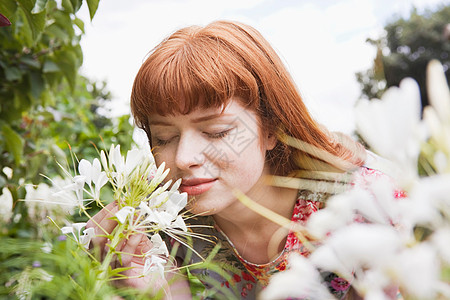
[131, 30, 261, 130]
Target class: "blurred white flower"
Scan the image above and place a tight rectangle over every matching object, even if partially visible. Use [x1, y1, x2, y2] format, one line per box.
[0, 187, 13, 223]
[41, 242, 52, 253]
[260, 253, 333, 300]
[430, 226, 450, 264]
[355, 78, 425, 185]
[310, 223, 401, 279]
[25, 178, 78, 218]
[307, 176, 398, 239]
[400, 175, 450, 232]
[265, 60, 450, 300]
[306, 191, 355, 239]
[2, 166, 13, 179]
[426, 59, 450, 123]
[423, 60, 450, 174]
[391, 243, 439, 299]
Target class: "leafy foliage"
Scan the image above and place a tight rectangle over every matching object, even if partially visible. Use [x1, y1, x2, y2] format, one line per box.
[0, 1, 139, 298]
[0, 0, 135, 238]
[356, 5, 450, 107]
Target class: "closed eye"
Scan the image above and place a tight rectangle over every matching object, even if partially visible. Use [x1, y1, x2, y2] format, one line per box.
[205, 128, 233, 139]
[154, 136, 177, 146]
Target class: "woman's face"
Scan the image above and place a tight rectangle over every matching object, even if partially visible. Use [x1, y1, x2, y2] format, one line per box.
[148, 99, 276, 216]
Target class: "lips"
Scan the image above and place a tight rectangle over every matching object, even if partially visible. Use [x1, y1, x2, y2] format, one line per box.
[180, 178, 217, 195]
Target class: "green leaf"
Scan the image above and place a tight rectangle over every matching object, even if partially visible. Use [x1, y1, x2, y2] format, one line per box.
[29, 71, 45, 99]
[4, 66, 23, 81]
[43, 60, 60, 73]
[70, 0, 82, 13]
[15, 7, 33, 47]
[54, 49, 78, 89]
[86, 0, 100, 21]
[17, 0, 46, 44]
[1, 124, 24, 165]
[20, 56, 41, 68]
[186, 268, 207, 296]
[31, 0, 48, 14]
[61, 0, 74, 13]
[0, 1, 17, 23]
[46, 23, 70, 43]
[51, 10, 75, 41]
[73, 17, 84, 33]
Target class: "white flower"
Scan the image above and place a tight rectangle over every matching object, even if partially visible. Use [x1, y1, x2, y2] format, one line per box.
[105, 144, 157, 189]
[154, 190, 187, 218]
[431, 226, 450, 264]
[143, 255, 167, 278]
[306, 177, 397, 239]
[310, 223, 401, 278]
[41, 242, 52, 254]
[60, 222, 95, 248]
[399, 175, 449, 233]
[78, 158, 107, 200]
[24, 179, 78, 217]
[124, 148, 150, 177]
[260, 253, 333, 300]
[115, 206, 135, 224]
[109, 144, 124, 172]
[140, 191, 188, 232]
[139, 202, 182, 232]
[144, 233, 169, 257]
[79, 227, 95, 249]
[426, 59, 450, 123]
[2, 166, 13, 179]
[391, 243, 439, 299]
[306, 191, 354, 239]
[355, 78, 425, 185]
[0, 187, 13, 223]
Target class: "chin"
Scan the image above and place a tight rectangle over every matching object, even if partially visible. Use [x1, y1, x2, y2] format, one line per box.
[185, 197, 216, 216]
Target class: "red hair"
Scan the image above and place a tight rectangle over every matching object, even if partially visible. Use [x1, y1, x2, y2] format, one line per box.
[131, 20, 366, 176]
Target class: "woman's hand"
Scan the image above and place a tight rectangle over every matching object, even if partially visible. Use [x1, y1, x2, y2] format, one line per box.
[86, 202, 191, 299]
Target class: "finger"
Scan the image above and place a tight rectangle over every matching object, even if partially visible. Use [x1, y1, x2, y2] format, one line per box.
[86, 202, 119, 253]
[87, 201, 118, 230]
[120, 233, 150, 267]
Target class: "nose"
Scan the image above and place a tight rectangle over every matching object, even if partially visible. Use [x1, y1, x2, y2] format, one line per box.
[174, 132, 206, 171]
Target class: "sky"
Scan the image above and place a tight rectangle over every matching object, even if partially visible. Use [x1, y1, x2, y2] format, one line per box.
[78, 0, 449, 135]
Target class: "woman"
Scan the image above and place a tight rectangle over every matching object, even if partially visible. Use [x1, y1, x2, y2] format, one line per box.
[88, 20, 371, 299]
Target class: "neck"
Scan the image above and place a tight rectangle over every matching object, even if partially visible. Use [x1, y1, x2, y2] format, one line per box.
[213, 176, 298, 263]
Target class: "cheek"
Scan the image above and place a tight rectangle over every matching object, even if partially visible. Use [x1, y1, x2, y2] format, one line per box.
[153, 147, 175, 172]
[224, 140, 266, 178]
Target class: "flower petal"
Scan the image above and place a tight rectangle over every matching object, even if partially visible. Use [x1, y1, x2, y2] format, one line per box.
[115, 206, 135, 224]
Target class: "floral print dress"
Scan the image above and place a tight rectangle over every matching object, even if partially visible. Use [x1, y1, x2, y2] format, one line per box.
[171, 167, 397, 299]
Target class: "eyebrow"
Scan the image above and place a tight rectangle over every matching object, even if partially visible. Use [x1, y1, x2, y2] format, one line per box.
[149, 113, 230, 125]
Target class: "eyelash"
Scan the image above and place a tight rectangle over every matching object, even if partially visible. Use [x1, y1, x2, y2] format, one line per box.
[154, 138, 171, 146]
[154, 129, 232, 146]
[206, 129, 232, 139]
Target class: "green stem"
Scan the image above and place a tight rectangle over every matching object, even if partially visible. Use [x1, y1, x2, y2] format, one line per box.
[94, 223, 126, 294]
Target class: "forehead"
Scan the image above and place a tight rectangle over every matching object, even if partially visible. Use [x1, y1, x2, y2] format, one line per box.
[148, 99, 258, 125]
